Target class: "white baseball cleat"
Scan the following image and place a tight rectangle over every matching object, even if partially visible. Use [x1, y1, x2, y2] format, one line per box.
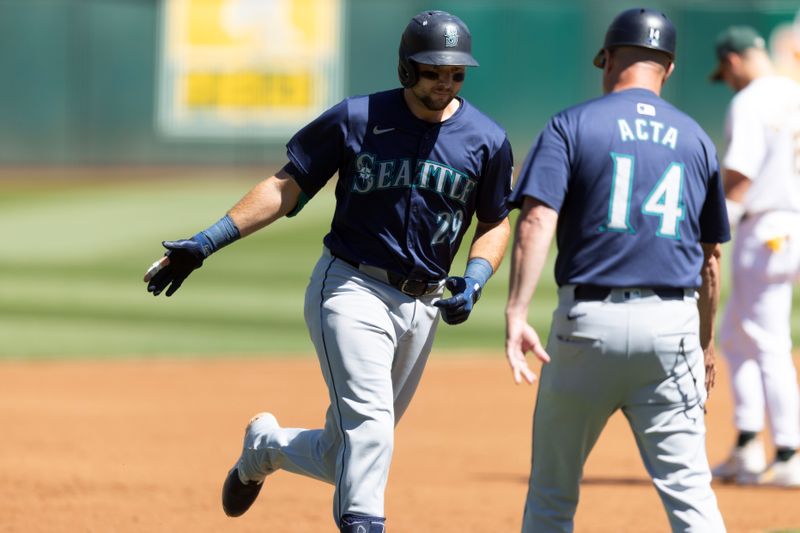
[711, 439, 766, 484]
[222, 412, 279, 517]
[758, 454, 800, 488]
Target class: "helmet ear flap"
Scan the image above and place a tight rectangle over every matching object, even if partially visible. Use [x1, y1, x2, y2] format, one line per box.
[398, 58, 417, 88]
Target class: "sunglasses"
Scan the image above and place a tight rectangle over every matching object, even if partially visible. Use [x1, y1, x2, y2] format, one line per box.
[417, 70, 466, 82]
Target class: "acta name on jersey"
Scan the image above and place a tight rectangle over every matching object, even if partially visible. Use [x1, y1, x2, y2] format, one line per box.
[352, 152, 477, 205]
[617, 118, 678, 149]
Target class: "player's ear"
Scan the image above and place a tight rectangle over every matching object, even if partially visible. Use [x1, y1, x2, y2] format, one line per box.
[602, 49, 613, 73]
[726, 51, 745, 73]
[664, 61, 675, 82]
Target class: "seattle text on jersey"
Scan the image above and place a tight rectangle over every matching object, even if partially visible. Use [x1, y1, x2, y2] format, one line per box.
[352, 153, 477, 205]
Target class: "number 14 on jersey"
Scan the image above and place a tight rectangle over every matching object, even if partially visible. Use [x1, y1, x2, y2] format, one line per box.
[603, 152, 685, 240]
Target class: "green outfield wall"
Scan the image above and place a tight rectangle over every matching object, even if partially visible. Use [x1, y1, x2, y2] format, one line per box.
[0, 0, 798, 165]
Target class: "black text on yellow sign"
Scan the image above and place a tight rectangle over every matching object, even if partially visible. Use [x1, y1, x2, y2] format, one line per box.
[185, 71, 313, 109]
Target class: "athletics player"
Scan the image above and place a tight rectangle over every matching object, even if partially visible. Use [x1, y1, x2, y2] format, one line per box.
[143, 10, 513, 533]
[504, 8, 728, 532]
[709, 25, 800, 487]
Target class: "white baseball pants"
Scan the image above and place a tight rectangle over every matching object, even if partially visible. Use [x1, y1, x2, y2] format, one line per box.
[719, 211, 800, 449]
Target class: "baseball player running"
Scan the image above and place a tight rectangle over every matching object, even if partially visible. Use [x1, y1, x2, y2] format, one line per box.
[710, 25, 800, 487]
[143, 10, 513, 533]
[504, 8, 728, 532]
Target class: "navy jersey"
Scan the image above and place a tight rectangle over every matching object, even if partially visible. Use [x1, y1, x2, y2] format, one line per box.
[509, 88, 730, 288]
[287, 88, 513, 281]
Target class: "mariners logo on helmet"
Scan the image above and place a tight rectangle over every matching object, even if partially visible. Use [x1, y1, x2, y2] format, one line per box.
[444, 24, 459, 47]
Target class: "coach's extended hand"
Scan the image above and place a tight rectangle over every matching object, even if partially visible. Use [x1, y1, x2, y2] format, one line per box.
[144, 239, 206, 297]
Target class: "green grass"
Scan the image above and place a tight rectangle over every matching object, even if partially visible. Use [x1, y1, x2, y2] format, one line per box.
[0, 176, 797, 359]
[0, 176, 549, 359]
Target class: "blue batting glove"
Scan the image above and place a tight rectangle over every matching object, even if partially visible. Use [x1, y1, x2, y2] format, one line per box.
[144, 214, 240, 297]
[145, 239, 206, 297]
[434, 257, 493, 325]
[434, 276, 483, 325]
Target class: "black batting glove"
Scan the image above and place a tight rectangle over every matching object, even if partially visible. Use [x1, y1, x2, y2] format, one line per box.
[145, 239, 206, 297]
[434, 276, 482, 325]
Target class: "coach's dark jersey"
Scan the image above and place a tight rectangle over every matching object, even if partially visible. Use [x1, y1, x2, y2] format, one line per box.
[510, 88, 730, 288]
[287, 88, 513, 281]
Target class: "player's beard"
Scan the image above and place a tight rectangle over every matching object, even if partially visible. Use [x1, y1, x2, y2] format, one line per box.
[419, 93, 454, 111]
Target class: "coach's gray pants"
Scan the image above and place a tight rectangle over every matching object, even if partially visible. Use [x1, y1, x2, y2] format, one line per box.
[522, 286, 726, 533]
[240, 248, 441, 526]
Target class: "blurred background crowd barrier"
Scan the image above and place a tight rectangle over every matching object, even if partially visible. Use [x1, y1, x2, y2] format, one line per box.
[2, 0, 800, 168]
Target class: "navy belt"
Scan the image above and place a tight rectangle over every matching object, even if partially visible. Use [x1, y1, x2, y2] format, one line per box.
[574, 285, 686, 301]
[333, 254, 442, 298]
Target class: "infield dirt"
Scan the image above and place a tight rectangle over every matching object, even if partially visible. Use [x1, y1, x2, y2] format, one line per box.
[1, 355, 798, 532]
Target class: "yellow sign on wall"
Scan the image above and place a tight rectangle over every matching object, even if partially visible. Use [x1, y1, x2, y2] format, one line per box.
[158, 0, 343, 138]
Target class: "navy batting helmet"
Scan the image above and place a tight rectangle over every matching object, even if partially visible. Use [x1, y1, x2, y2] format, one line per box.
[593, 8, 676, 68]
[398, 10, 479, 88]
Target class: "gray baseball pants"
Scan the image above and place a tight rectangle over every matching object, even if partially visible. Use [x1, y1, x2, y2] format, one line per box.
[239, 247, 442, 525]
[522, 285, 726, 533]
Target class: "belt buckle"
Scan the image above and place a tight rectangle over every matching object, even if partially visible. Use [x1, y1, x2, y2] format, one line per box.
[398, 279, 424, 297]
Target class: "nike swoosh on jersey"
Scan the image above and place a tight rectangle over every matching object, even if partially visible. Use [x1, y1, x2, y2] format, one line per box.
[372, 126, 395, 135]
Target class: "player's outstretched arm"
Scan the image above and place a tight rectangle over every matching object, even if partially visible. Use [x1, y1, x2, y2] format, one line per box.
[435, 218, 510, 325]
[227, 167, 303, 237]
[144, 167, 302, 297]
[505, 197, 556, 384]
